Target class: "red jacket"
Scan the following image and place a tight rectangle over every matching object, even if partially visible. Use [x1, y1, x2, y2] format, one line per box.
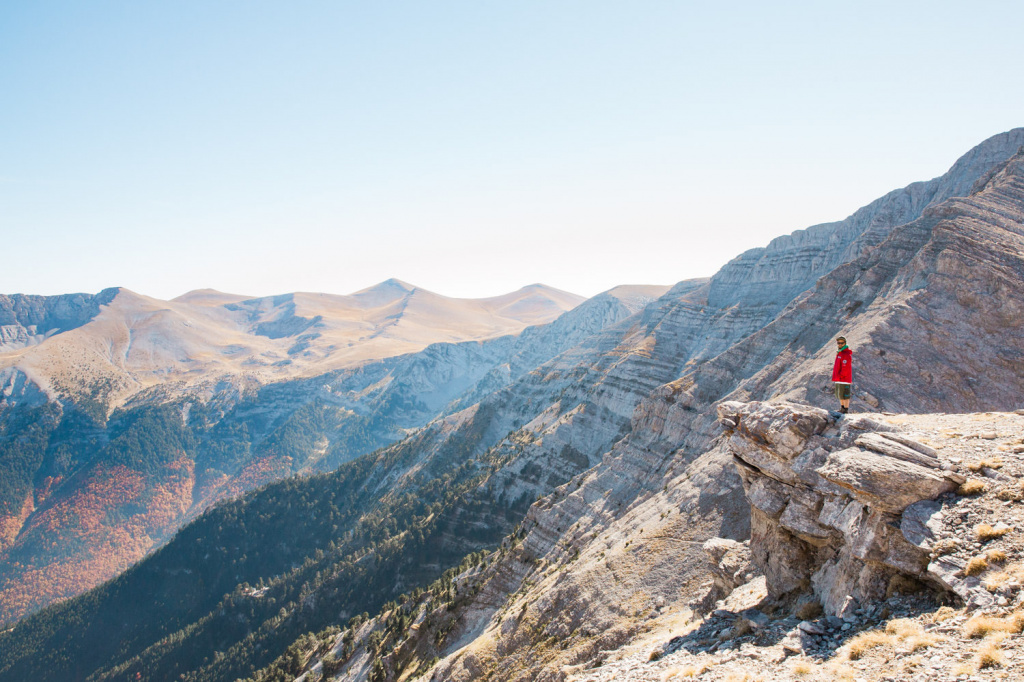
[832, 347, 852, 383]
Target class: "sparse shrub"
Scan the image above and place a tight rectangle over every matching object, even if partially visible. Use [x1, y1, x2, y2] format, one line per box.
[959, 479, 987, 496]
[931, 538, 959, 556]
[648, 649, 662, 662]
[975, 524, 1011, 542]
[965, 555, 989, 576]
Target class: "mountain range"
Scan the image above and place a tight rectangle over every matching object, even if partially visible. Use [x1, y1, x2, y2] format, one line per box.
[1, 127, 1023, 681]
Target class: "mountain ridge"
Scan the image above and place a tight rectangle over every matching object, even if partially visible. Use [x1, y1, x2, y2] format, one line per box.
[1, 128, 1024, 681]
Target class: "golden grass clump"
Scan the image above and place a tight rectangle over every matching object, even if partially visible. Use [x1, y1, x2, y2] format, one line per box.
[904, 632, 942, 652]
[967, 457, 1004, 472]
[976, 523, 1012, 542]
[987, 548, 1008, 563]
[845, 630, 892, 660]
[789, 659, 814, 676]
[977, 631, 1008, 669]
[995, 481, 1024, 501]
[884, 618, 942, 652]
[964, 612, 1024, 638]
[822, 662, 857, 681]
[952, 661, 978, 676]
[931, 538, 959, 556]
[885, 618, 920, 637]
[929, 606, 959, 623]
[982, 571, 1010, 592]
[959, 479, 987, 496]
[965, 555, 989, 576]
[678, 662, 713, 678]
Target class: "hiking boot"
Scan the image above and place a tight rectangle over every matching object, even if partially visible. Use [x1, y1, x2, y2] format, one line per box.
[840, 406, 848, 414]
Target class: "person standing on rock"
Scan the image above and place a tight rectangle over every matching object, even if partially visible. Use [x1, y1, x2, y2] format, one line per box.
[832, 336, 853, 414]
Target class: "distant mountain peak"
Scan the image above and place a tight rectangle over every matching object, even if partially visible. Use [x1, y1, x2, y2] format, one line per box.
[355, 278, 417, 294]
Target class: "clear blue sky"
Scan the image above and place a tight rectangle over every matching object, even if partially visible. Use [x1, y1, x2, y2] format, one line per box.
[2, 1, 1022, 299]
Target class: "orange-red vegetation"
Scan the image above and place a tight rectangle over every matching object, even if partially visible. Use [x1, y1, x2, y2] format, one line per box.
[0, 457, 197, 624]
[0, 492, 34, 553]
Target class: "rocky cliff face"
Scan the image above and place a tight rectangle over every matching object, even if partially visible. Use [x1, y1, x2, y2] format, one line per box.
[328, 129, 1024, 682]
[0, 289, 118, 352]
[718, 401, 965, 615]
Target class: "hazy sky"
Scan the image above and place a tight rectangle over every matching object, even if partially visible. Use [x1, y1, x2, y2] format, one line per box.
[2, 1, 1023, 300]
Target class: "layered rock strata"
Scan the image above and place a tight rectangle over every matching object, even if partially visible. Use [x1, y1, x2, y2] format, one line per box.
[718, 400, 967, 614]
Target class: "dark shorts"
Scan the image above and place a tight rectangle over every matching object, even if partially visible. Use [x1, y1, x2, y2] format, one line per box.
[834, 383, 852, 400]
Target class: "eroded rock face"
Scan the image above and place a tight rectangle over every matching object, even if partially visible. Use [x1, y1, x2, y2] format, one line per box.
[719, 400, 961, 614]
[703, 537, 753, 598]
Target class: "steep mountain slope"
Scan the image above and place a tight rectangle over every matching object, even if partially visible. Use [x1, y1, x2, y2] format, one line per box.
[0, 282, 603, 624]
[402, 135, 1024, 681]
[1, 128, 1023, 682]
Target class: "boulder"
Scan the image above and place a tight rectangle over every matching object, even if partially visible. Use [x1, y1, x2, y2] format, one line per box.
[819, 447, 956, 513]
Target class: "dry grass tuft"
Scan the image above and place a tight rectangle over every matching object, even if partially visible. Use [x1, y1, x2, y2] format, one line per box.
[968, 457, 1004, 472]
[795, 601, 823, 620]
[904, 633, 942, 652]
[823, 662, 857, 681]
[959, 479, 987, 496]
[995, 481, 1024, 501]
[931, 538, 959, 556]
[976, 524, 1012, 542]
[953, 661, 978, 676]
[885, 618, 921, 637]
[987, 548, 1008, 563]
[789, 659, 814, 676]
[977, 632, 1008, 669]
[964, 612, 1024, 638]
[982, 571, 1010, 592]
[886, 574, 921, 598]
[678, 662, 713, 678]
[929, 606, 959, 623]
[965, 555, 989, 576]
[884, 618, 942, 651]
[845, 630, 892, 660]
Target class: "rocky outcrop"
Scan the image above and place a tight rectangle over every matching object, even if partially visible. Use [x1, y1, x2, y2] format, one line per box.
[701, 537, 754, 609]
[0, 289, 118, 352]
[718, 401, 965, 615]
